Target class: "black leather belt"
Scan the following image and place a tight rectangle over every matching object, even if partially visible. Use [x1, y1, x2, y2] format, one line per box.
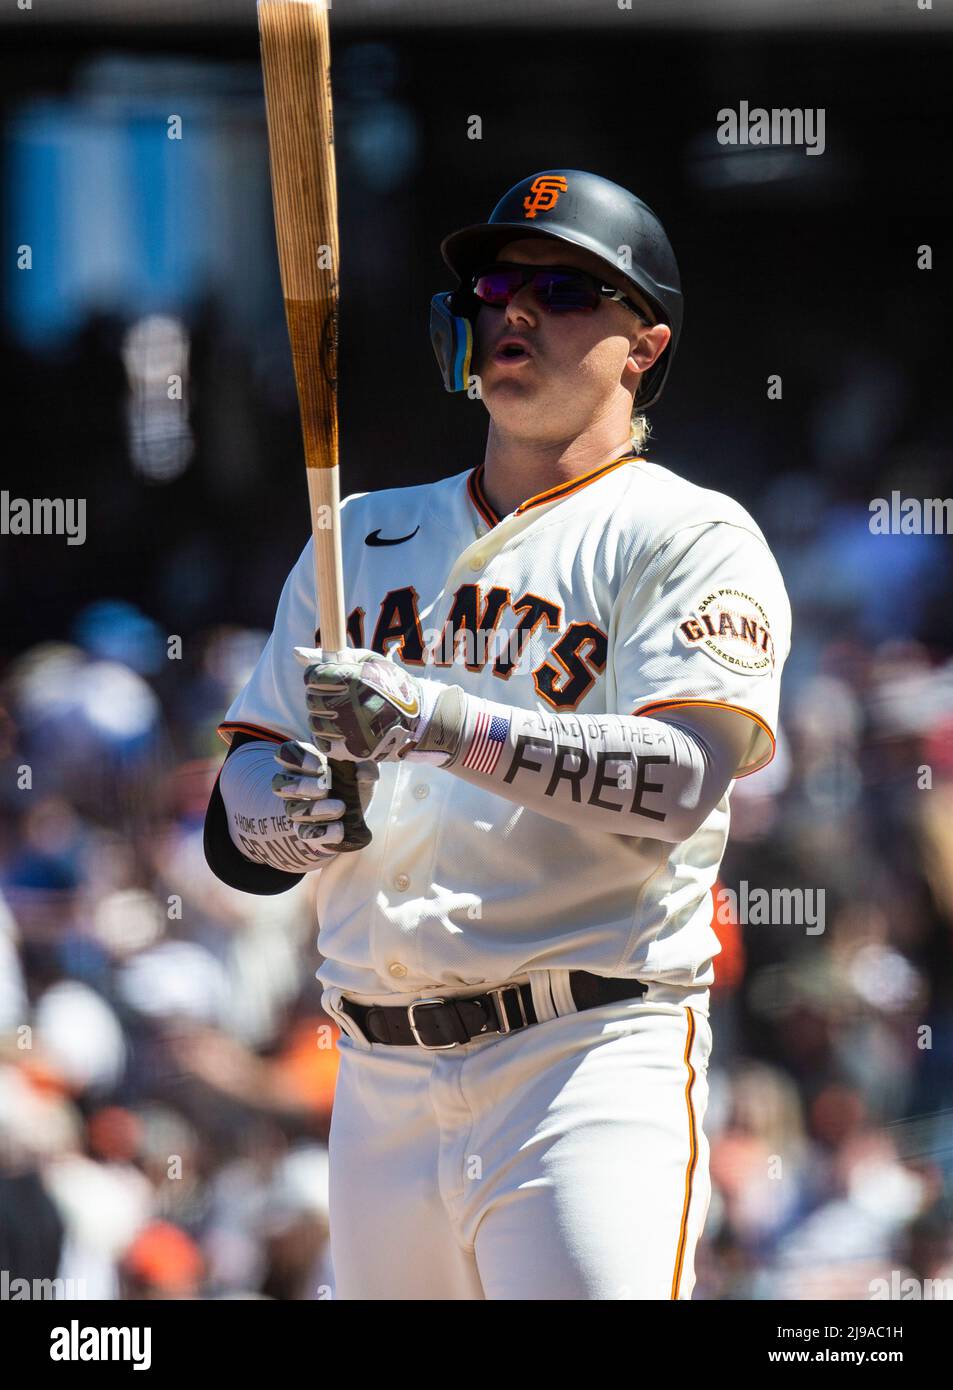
[338, 971, 648, 1049]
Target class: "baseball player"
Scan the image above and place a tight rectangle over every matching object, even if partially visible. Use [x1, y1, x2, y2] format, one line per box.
[205, 170, 791, 1300]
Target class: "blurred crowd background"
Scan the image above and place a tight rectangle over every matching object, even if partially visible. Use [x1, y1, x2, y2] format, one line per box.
[1, 1, 952, 1300]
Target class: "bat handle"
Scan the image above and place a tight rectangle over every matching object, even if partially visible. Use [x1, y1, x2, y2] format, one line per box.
[328, 758, 373, 852]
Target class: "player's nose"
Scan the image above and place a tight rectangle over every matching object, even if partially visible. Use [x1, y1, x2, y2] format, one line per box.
[503, 285, 538, 327]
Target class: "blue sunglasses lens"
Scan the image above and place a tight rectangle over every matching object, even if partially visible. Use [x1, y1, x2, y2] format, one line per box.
[472, 267, 600, 311]
[536, 272, 599, 310]
[473, 269, 522, 304]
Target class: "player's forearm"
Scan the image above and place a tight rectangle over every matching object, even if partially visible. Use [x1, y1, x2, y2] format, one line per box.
[415, 689, 733, 844]
[219, 740, 328, 874]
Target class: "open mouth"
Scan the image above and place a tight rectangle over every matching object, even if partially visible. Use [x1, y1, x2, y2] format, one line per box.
[493, 340, 533, 365]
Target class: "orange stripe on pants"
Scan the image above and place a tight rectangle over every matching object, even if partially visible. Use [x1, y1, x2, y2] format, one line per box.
[670, 1007, 699, 1299]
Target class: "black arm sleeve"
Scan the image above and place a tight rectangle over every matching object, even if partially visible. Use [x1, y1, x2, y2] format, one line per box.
[203, 732, 305, 896]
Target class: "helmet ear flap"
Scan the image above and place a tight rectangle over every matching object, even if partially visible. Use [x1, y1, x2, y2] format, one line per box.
[430, 292, 474, 393]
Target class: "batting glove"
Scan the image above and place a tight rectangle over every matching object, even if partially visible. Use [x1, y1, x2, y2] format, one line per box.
[271, 738, 379, 855]
[293, 646, 466, 766]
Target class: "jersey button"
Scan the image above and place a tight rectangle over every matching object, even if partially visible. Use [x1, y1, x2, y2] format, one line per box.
[413, 783, 429, 800]
[469, 553, 485, 570]
[388, 961, 408, 979]
[393, 872, 411, 891]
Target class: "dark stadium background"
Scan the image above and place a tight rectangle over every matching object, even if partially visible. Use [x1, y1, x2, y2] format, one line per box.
[1, 1, 951, 1302]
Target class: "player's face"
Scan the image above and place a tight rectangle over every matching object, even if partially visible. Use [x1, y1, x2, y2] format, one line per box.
[471, 238, 671, 443]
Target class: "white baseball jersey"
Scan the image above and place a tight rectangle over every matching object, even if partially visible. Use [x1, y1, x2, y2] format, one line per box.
[218, 451, 791, 1000]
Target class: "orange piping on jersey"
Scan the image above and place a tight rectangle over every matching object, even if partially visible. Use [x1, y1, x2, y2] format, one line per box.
[632, 698, 777, 778]
[467, 466, 499, 528]
[216, 721, 289, 748]
[466, 453, 644, 530]
[670, 1006, 699, 1300]
[514, 455, 643, 514]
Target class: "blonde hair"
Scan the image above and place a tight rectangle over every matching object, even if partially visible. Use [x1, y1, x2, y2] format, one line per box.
[629, 408, 651, 456]
[628, 297, 658, 455]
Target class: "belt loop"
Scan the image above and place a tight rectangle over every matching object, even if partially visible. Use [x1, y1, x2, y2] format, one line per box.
[547, 969, 578, 1018]
[321, 987, 373, 1051]
[527, 971, 559, 1023]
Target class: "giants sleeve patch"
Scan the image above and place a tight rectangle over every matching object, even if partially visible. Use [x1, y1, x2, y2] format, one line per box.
[676, 587, 775, 675]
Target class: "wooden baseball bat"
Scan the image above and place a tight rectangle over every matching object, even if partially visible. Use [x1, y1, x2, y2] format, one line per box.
[257, 0, 371, 851]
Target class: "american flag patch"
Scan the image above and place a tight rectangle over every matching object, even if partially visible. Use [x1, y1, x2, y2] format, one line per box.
[462, 711, 510, 774]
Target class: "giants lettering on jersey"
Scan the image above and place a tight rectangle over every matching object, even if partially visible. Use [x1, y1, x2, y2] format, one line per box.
[316, 583, 607, 711]
[676, 587, 775, 675]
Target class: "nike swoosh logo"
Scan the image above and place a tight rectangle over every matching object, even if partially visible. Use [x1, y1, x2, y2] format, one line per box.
[365, 526, 420, 547]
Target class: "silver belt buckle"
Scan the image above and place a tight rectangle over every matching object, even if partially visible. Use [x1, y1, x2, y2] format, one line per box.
[407, 997, 458, 1050]
[488, 985, 529, 1036]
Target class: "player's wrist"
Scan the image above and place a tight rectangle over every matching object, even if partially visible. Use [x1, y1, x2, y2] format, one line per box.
[400, 684, 470, 766]
[409, 673, 452, 740]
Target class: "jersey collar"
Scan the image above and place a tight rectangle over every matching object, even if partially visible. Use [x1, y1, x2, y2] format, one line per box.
[467, 452, 642, 530]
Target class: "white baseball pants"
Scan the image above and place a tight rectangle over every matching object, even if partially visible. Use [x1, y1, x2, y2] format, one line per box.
[321, 975, 712, 1300]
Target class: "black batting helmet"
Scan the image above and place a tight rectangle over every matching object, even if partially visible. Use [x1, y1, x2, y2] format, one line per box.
[431, 169, 683, 410]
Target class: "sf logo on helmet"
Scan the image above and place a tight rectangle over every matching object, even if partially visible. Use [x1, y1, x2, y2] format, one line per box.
[523, 175, 568, 219]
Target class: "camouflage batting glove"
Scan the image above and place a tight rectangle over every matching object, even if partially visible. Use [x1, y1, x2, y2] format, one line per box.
[271, 740, 379, 855]
[293, 647, 468, 767]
